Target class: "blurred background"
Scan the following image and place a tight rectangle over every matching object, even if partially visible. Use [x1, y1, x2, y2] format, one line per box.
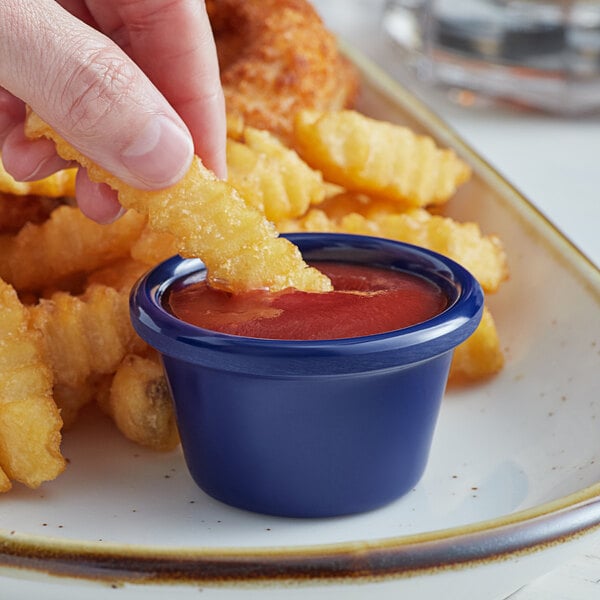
[312, 0, 600, 268]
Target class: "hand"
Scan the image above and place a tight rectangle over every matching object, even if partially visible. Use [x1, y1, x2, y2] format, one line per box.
[0, 0, 226, 223]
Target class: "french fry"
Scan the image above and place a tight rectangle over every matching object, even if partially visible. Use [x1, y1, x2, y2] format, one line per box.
[99, 353, 179, 451]
[227, 126, 325, 222]
[129, 227, 178, 267]
[450, 307, 504, 381]
[29, 283, 145, 390]
[279, 204, 508, 293]
[0, 205, 146, 293]
[25, 113, 332, 294]
[293, 109, 471, 207]
[86, 257, 150, 293]
[0, 279, 65, 490]
[53, 379, 97, 429]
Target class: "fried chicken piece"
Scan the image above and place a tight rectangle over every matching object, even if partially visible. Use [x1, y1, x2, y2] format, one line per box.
[207, 0, 358, 143]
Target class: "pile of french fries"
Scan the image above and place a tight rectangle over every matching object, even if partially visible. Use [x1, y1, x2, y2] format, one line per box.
[0, 108, 507, 492]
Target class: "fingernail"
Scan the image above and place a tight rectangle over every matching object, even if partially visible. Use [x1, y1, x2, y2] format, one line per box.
[120, 116, 193, 188]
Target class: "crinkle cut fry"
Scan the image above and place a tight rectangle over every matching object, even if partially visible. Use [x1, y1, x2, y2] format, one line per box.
[0, 279, 65, 490]
[29, 283, 146, 391]
[0, 205, 146, 293]
[226, 126, 325, 222]
[277, 209, 506, 380]
[25, 113, 331, 294]
[293, 110, 471, 207]
[449, 307, 504, 381]
[279, 206, 508, 293]
[30, 260, 151, 429]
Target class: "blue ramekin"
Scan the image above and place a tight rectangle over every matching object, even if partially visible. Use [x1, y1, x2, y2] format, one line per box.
[130, 233, 484, 518]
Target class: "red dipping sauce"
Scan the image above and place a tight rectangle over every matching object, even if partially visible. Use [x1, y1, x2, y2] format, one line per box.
[167, 262, 448, 340]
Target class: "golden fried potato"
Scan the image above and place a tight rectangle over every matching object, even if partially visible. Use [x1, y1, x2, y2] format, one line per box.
[0, 467, 10, 493]
[344, 211, 507, 293]
[100, 354, 179, 451]
[53, 373, 115, 429]
[129, 227, 178, 267]
[450, 307, 504, 381]
[227, 126, 325, 222]
[0, 279, 65, 490]
[29, 283, 145, 389]
[318, 192, 404, 221]
[53, 379, 97, 429]
[293, 110, 471, 207]
[25, 113, 331, 294]
[277, 208, 333, 234]
[280, 205, 508, 293]
[0, 157, 76, 197]
[86, 257, 150, 293]
[0, 205, 146, 293]
[226, 113, 245, 141]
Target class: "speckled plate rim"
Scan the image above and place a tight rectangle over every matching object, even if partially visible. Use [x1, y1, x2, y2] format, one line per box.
[2, 485, 600, 584]
[1, 45, 600, 587]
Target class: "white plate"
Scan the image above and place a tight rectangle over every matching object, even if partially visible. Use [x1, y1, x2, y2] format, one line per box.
[1, 47, 599, 600]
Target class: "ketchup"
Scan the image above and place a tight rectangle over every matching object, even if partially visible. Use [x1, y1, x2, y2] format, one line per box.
[166, 262, 447, 340]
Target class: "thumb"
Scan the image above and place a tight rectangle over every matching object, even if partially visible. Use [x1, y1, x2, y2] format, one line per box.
[0, 0, 194, 190]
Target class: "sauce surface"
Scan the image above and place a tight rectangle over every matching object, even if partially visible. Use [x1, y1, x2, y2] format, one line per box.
[167, 262, 447, 340]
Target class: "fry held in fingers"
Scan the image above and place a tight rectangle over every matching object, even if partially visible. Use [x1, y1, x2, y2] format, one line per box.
[25, 113, 331, 294]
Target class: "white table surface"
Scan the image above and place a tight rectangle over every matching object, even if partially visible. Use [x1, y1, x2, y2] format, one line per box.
[312, 1, 600, 598]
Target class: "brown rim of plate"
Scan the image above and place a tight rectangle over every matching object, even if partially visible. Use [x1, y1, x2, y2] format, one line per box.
[2, 485, 600, 585]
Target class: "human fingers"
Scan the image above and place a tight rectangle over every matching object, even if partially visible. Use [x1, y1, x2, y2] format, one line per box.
[0, 0, 194, 191]
[0, 88, 24, 144]
[1, 122, 71, 181]
[75, 167, 124, 224]
[84, 0, 227, 178]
